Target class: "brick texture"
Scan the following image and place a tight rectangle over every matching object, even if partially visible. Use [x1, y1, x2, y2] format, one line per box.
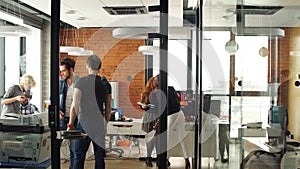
[60, 28, 145, 118]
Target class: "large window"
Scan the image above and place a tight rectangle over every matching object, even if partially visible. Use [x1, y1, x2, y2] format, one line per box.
[235, 36, 268, 91]
[202, 31, 231, 94]
[153, 40, 188, 90]
[0, 26, 42, 110]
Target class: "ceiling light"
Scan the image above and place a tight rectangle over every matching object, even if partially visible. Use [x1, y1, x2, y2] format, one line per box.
[225, 40, 239, 55]
[259, 47, 269, 57]
[76, 17, 86, 21]
[60, 46, 84, 53]
[112, 27, 158, 39]
[138, 46, 159, 55]
[290, 50, 300, 56]
[232, 28, 285, 38]
[222, 16, 231, 20]
[68, 50, 94, 56]
[65, 10, 77, 14]
[0, 11, 23, 25]
[0, 26, 31, 37]
[226, 8, 235, 14]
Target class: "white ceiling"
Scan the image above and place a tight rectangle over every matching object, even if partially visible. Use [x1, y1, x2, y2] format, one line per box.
[18, 0, 300, 28]
[20, 0, 183, 28]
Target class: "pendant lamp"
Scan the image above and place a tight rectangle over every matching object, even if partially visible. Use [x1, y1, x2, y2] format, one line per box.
[0, 26, 31, 37]
[68, 50, 93, 56]
[0, 5, 32, 37]
[138, 45, 159, 55]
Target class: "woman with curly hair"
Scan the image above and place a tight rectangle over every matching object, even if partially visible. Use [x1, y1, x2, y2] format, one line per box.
[140, 76, 160, 167]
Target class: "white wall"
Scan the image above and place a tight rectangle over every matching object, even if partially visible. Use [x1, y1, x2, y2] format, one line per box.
[26, 26, 42, 110]
[5, 37, 20, 89]
[153, 40, 188, 91]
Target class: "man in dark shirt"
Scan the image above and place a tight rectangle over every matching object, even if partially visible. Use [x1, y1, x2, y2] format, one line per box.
[67, 55, 112, 169]
[278, 70, 290, 109]
[277, 69, 290, 132]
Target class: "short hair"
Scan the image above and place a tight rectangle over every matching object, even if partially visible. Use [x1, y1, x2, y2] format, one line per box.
[20, 74, 36, 88]
[60, 57, 76, 70]
[86, 55, 102, 71]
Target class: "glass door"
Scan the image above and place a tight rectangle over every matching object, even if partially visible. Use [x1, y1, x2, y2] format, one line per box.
[202, 0, 300, 168]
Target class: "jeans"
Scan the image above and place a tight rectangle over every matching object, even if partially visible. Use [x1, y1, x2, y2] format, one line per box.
[73, 123, 106, 169]
[60, 117, 77, 169]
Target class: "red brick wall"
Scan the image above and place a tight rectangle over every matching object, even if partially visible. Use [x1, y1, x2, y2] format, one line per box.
[60, 28, 145, 118]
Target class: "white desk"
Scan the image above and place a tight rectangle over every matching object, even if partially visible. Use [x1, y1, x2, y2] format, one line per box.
[107, 119, 146, 157]
[243, 137, 282, 153]
[107, 118, 218, 159]
[107, 118, 146, 137]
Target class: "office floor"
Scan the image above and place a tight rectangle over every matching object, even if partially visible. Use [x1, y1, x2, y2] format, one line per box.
[60, 141, 242, 169]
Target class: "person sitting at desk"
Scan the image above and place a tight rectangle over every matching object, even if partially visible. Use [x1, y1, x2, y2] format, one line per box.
[19, 91, 39, 115]
[1, 74, 36, 118]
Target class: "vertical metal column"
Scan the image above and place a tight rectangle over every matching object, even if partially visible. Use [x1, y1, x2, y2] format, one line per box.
[50, 0, 61, 168]
[157, 0, 168, 168]
[145, 39, 153, 84]
[195, 1, 203, 168]
[274, 37, 279, 83]
[187, 35, 192, 89]
[0, 38, 5, 98]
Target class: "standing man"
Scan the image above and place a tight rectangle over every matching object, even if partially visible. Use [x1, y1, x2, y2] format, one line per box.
[277, 69, 290, 109]
[59, 57, 80, 169]
[277, 69, 290, 133]
[67, 55, 112, 169]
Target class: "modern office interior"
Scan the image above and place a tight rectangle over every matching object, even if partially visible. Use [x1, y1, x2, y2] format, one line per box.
[1, 0, 300, 168]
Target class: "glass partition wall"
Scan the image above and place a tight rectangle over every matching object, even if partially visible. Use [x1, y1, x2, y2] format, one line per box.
[202, 0, 300, 168]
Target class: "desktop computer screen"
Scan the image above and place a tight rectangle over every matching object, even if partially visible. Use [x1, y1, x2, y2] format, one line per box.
[203, 94, 221, 118]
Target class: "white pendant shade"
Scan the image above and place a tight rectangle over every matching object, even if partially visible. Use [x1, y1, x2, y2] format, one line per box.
[290, 50, 300, 56]
[60, 46, 84, 53]
[138, 46, 159, 55]
[68, 50, 94, 56]
[0, 26, 32, 37]
[0, 11, 24, 25]
[113, 27, 157, 39]
[225, 40, 239, 55]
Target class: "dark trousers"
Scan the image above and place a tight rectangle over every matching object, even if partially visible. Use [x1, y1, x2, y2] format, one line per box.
[73, 122, 106, 169]
[219, 124, 230, 159]
[60, 117, 77, 169]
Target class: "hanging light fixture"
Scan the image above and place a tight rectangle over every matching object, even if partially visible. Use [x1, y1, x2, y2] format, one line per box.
[68, 50, 93, 56]
[259, 47, 269, 57]
[138, 45, 159, 55]
[225, 39, 239, 55]
[290, 50, 300, 56]
[60, 46, 84, 53]
[0, 2, 32, 37]
[67, 28, 94, 56]
[60, 26, 84, 53]
[0, 10, 23, 25]
[0, 26, 31, 37]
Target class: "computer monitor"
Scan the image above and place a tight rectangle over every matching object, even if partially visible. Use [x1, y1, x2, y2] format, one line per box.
[203, 94, 221, 118]
[271, 106, 288, 131]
